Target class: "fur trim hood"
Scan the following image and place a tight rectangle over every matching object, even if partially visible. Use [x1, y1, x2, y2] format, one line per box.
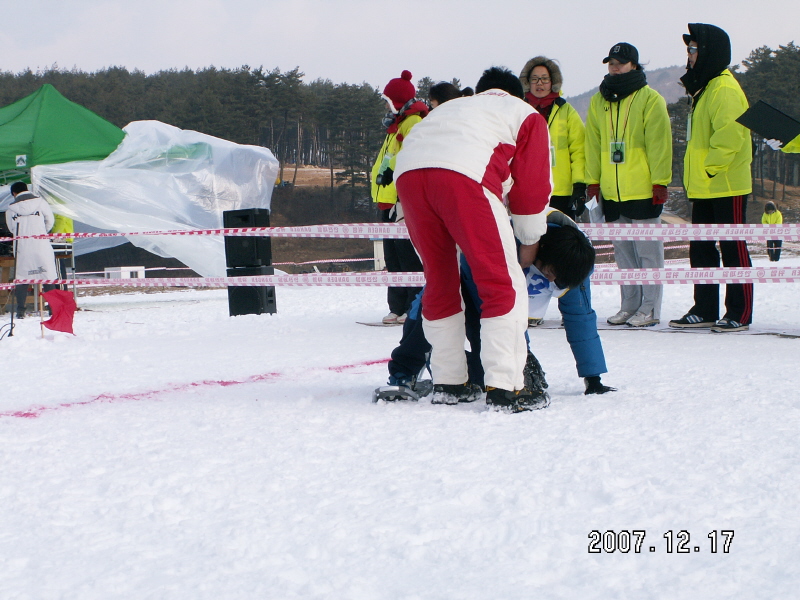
[520, 56, 563, 94]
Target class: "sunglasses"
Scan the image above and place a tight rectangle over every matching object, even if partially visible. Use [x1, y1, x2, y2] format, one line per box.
[687, 46, 698, 55]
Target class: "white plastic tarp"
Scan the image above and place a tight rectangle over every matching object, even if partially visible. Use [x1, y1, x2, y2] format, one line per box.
[32, 121, 280, 276]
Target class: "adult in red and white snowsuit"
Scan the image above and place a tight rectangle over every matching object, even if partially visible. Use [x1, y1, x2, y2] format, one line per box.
[395, 72, 552, 392]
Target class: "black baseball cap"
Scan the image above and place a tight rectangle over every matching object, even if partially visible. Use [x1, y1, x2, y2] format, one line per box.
[602, 42, 639, 65]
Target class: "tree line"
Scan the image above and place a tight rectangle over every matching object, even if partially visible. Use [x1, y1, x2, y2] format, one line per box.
[0, 65, 387, 197]
[0, 41, 797, 200]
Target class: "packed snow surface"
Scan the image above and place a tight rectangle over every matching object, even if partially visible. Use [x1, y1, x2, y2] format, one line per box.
[2, 256, 799, 599]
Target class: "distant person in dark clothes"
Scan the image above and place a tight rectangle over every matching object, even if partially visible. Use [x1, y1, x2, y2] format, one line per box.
[5, 182, 57, 318]
[370, 70, 428, 325]
[669, 23, 754, 333]
[762, 201, 782, 262]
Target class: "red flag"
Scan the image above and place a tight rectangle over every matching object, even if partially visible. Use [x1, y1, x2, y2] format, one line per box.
[42, 289, 77, 334]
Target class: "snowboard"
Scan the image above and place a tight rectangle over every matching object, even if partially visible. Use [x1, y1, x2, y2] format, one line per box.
[533, 319, 800, 338]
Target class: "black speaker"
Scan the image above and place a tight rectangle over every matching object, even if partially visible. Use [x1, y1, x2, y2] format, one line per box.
[227, 266, 277, 316]
[223, 208, 272, 268]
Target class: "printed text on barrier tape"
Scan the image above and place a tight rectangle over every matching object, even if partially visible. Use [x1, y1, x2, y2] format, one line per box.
[5, 223, 800, 243]
[8, 267, 800, 289]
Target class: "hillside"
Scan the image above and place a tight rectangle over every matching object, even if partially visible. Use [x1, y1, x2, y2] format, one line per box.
[566, 65, 687, 119]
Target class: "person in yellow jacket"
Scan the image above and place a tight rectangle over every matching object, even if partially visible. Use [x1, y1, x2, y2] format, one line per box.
[51, 214, 74, 242]
[50, 212, 74, 289]
[762, 201, 783, 262]
[585, 43, 672, 328]
[669, 23, 754, 332]
[370, 70, 428, 324]
[519, 56, 585, 221]
[766, 134, 800, 154]
[784, 135, 800, 153]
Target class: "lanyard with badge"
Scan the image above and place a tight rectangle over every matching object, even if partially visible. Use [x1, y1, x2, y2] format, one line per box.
[686, 94, 699, 142]
[608, 90, 638, 164]
[548, 103, 561, 167]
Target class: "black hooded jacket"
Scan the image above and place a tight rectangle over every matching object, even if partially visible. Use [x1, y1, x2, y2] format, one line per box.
[680, 23, 732, 99]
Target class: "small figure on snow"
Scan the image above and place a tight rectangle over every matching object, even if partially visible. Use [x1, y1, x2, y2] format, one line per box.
[762, 201, 783, 262]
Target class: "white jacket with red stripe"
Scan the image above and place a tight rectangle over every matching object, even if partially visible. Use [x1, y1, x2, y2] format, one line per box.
[394, 89, 552, 245]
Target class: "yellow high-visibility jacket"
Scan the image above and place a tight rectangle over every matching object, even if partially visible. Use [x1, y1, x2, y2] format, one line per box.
[585, 85, 672, 201]
[370, 114, 423, 206]
[782, 134, 800, 154]
[547, 99, 585, 196]
[762, 210, 783, 225]
[52, 214, 75, 243]
[683, 70, 752, 199]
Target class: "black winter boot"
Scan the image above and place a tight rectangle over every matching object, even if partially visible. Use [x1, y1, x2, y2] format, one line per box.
[486, 386, 550, 412]
[584, 376, 617, 395]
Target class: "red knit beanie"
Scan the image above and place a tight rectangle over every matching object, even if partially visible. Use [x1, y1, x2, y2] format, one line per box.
[383, 70, 416, 110]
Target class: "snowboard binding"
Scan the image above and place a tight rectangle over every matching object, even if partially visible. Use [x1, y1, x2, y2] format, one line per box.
[372, 378, 433, 403]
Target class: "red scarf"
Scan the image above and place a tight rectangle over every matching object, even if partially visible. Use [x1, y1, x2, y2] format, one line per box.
[525, 91, 559, 116]
[386, 101, 429, 135]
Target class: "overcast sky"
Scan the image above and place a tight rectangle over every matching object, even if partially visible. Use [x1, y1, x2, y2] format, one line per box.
[6, 0, 798, 98]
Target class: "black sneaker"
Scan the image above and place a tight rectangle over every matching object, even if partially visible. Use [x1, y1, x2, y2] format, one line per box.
[710, 318, 749, 332]
[668, 313, 715, 328]
[486, 386, 550, 412]
[430, 382, 482, 405]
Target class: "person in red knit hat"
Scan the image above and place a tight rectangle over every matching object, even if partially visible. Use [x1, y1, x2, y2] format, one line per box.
[371, 70, 429, 325]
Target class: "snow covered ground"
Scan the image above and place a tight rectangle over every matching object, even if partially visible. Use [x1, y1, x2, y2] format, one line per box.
[2, 255, 799, 599]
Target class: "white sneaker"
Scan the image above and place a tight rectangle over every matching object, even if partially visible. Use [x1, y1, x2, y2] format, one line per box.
[396, 313, 408, 324]
[382, 312, 400, 324]
[626, 311, 659, 327]
[607, 310, 633, 325]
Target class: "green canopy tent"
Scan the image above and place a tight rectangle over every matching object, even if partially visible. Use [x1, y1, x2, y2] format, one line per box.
[0, 84, 125, 310]
[0, 83, 125, 185]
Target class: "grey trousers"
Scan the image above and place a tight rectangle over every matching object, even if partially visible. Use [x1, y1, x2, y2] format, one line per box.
[611, 215, 664, 319]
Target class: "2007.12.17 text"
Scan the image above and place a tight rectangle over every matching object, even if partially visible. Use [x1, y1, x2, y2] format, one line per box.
[588, 530, 734, 553]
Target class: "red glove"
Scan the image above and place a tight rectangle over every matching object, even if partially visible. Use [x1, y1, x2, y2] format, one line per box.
[652, 185, 668, 205]
[586, 184, 601, 201]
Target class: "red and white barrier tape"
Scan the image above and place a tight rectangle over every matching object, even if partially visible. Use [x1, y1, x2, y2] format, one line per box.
[5, 267, 800, 290]
[578, 223, 800, 241]
[0, 272, 425, 290]
[272, 257, 375, 266]
[4, 222, 800, 243]
[590, 266, 800, 284]
[0, 223, 409, 242]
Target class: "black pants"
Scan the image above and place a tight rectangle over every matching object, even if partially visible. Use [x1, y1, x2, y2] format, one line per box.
[388, 276, 485, 387]
[381, 207, 423, 316]
[15, 284, 56, 315]
[767, 240, 782, 262]
[688, 196, 753, 324]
